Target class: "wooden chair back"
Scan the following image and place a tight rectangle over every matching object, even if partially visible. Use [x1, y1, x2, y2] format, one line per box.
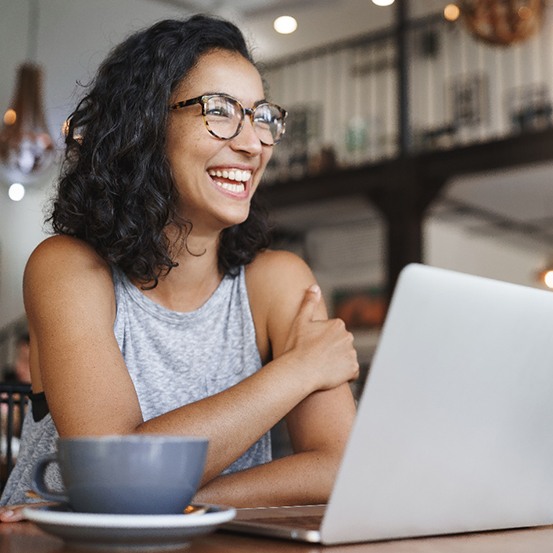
[0, 383, 31, 491]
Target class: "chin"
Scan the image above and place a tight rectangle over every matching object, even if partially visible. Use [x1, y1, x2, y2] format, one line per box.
[216, 209, 251, 230]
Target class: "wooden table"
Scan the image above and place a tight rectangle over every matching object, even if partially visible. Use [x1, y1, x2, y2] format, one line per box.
[3, 522, 553, 553]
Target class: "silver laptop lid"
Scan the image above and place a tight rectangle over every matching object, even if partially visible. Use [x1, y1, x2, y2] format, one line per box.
[322, 263, 553, 544]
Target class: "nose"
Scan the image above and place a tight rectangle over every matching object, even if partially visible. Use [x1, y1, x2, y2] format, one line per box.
[230, 114, 263, 156]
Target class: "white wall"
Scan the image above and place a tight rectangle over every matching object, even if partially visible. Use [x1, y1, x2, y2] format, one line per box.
[0, 180, 49, 325]
[425, 218, 547, 288]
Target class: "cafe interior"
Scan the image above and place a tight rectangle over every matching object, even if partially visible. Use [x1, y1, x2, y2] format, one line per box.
[2, 0, 553, 550]
[2, 0, 553, 374]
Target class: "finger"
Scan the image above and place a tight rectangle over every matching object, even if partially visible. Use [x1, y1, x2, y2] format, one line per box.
[0, 506, 27, 523]
[295, 284, 321, 325]
[0, 500, 54, 523]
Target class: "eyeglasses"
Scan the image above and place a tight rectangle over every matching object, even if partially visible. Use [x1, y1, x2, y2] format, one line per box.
[169, 93, 287, 146]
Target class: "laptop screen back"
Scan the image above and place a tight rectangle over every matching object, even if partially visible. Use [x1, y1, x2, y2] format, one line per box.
[321, 263, 553, 543]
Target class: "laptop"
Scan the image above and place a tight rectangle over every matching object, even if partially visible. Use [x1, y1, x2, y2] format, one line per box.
[223, 263, 553, 544]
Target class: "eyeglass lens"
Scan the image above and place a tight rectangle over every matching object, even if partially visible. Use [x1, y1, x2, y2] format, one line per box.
[204, 96, 285, 145]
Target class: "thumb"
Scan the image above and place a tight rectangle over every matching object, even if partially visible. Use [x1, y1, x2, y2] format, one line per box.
[295, 284, 321, 324]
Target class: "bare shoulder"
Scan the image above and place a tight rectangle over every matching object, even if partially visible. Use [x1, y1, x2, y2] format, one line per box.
[24, 235, 115, 322]
[246, 249, 315, 291]
[26, 234, 107, 272]
[246, 250, 326, 358]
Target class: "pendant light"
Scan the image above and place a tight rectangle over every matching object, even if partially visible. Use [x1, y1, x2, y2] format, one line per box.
[0, 0, 55, 195]
[459, 0, 544, 46]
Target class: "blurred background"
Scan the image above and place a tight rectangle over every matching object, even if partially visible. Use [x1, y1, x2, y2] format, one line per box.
[1, 0, 553, 379]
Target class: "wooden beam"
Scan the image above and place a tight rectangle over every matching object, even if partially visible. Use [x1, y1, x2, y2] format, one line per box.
[259, 127, 553, 293]
[260, 128, 553, 209]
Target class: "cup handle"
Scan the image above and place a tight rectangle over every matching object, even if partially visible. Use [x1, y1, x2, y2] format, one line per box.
[31, 454, 69, 503]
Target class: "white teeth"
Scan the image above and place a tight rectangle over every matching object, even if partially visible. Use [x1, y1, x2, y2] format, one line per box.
[208, 169, 251, 182]
[215, 181, 245, 193]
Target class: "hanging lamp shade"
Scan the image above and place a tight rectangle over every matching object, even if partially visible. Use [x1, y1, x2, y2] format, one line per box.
[0, 62, 56, 186]
[459, 0, 544, 46]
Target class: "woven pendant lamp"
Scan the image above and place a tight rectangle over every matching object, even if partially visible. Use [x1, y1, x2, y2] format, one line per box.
[460, 0, 544, 46]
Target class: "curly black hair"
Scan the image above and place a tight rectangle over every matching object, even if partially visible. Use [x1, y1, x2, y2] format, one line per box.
[49, 15, 271, 287]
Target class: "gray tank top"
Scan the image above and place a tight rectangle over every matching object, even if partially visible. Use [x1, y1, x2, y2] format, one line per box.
[1, 265, 270, 506]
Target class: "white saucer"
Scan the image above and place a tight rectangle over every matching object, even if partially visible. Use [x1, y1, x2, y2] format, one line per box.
[23, 503, 236, 550]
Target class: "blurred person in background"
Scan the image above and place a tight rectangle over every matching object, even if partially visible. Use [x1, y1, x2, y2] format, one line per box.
[3, 332, 31, 385]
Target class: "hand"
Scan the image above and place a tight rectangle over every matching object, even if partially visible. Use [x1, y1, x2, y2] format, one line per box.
[0, 502, 50, 523]
[284, 284, 359, 392]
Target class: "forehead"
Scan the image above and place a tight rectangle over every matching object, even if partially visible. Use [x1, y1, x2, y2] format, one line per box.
[174, 49, 265, 104]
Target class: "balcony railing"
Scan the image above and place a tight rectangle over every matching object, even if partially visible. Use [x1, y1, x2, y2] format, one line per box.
[262, 8, 553, 185]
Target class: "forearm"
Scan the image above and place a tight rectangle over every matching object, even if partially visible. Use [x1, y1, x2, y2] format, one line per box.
[193, 448, 343, 507]
[134, 352, 314, 483]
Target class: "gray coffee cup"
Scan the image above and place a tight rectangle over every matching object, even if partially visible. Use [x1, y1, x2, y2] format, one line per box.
[32, 435, 208, 514]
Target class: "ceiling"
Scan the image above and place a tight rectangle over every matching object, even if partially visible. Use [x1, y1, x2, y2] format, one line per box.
[149, 0, 445, 61]
[152, 1, 553, 259]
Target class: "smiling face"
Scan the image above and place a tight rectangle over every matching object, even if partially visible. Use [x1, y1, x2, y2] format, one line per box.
[166, 49, 273, 235]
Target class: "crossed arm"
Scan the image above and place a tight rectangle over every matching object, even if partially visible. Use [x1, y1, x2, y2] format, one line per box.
[0, 236, 358, 520]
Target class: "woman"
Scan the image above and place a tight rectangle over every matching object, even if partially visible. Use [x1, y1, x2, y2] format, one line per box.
[0, 14, 358, 520]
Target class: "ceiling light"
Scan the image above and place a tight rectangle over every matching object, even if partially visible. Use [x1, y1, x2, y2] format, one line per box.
[544, 270, 553, 289]
[372, 0, 395, 6]
[8, 182, 25, 202]
[273, 15, 298, 34]
[444, 3, 461, 21]
[536, 262, 553, 289]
